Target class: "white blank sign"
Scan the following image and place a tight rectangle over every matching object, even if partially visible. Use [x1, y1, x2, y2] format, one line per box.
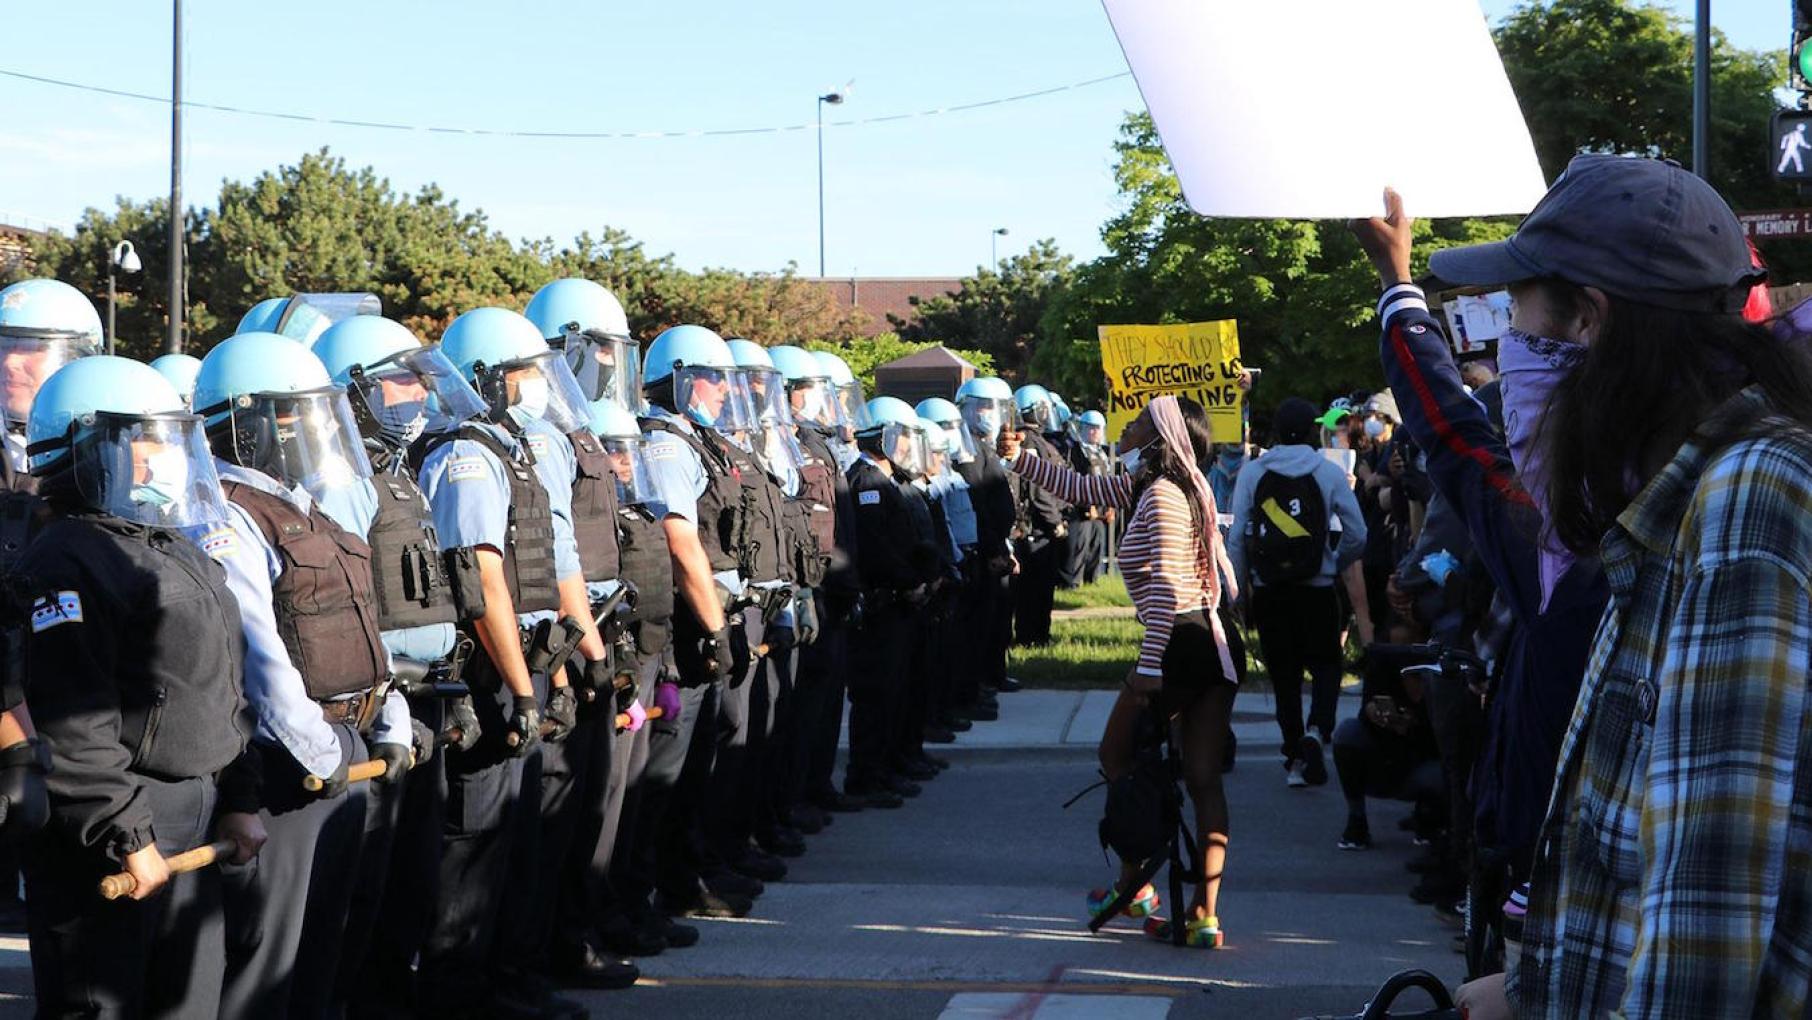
[1101, 0, 1548, 219]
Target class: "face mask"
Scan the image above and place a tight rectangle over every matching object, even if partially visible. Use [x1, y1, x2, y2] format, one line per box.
[132, 447, 189, 508]
[514, 376, 550, 419]
[1497, 327, 1588, 610]
[972, 412, 999, 440]
[1120, 447, 1142, 473]
[1217, 447, 1243, 469]
[377, 398, 427, 444]
[1364, 418, 1386, 439]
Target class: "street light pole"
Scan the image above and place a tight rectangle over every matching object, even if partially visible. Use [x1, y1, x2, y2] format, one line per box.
[992, 227, 1009, 268]
[108, 241, 141, 356]
[166, 0, 184, 354]
[1691, 0, 1710, 177]
[816, 89, 845, 278]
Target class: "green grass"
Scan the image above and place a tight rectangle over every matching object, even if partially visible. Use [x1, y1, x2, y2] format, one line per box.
[1052, 574, 1131, 611]
[1011, 613, 1280, 691]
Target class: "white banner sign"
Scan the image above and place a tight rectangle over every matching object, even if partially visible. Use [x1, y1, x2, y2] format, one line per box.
[1100, 0, 1548, 219]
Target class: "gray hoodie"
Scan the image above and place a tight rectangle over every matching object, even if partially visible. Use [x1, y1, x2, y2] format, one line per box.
[1226, 444, 1367, 587]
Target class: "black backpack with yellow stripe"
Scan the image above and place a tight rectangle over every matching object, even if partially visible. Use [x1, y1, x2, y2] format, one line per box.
[1247, 468, 1328, 585]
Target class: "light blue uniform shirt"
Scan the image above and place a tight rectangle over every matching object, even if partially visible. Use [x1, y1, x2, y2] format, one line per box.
[415, 420, 556, 628]
[196, 461, 408, 779]
[312, 458, 459, 663]
[928, 468, 979, 553]
[643, 408, 743, 598]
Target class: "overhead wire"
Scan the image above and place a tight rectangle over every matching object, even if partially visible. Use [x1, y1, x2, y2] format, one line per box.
[0, 67, 1133, 140]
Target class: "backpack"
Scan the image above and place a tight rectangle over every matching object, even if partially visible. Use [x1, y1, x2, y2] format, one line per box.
[1247, 467, 1329, 585]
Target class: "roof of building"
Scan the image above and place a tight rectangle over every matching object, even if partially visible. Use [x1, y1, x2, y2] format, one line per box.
[802, 277, 964, 337]
[877, 344, 976, 372]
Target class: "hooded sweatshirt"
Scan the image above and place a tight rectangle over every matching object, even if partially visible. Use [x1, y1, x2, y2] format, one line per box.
[1226, 444, 1367, 587]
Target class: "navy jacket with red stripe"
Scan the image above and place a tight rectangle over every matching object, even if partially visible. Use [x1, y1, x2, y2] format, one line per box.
[1376, 284, 1609, 865]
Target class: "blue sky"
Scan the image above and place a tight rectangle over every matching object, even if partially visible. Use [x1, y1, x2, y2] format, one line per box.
[0, 1, 1785, 278]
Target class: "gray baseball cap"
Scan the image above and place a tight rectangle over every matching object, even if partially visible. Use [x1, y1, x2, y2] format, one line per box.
[1429, 154, 1763, 314]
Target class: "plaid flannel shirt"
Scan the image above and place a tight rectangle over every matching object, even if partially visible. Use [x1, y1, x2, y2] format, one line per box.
[1509, 388, 1812, 1018]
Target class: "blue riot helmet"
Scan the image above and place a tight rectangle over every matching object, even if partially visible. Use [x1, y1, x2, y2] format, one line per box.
[1050, 393, 1072, 433]
[525, 278, 642, 409]
[148, 354, 203, 409]
[0, 278, 102, 434]
[813, 349, 871, 430]
[727, 338, 807, 475]
[956, 376, 1016, 442]
[28, 356, 231, 527]
[1077, 409, 1107, 447]
[193, 332, 374, 501]
[313, 316, 486, 444]
[860, 395, 930, 480]
[915, 396, 976, 463]
[771, 344, 845, 431]
[587, 397, 656, 505]
[237, 293, 381, 345]
[642, 324, 758, 433]
[1014, 384, 1057, 433]
[441, 307, 591, 434]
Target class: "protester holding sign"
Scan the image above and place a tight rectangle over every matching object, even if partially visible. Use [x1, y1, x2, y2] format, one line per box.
[1357, 156, 1812, 1018]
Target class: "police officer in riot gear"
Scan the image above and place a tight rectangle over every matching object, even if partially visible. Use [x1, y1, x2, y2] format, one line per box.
[955, 377, 1023, 712]
[916, 401, 984, 737]
[1010, 384, 1068, 647]
[525, 277, 642, 409]
[192, 332, 409, 1020]
[19, 356, 262, 1018]
[311, 315, 495, 1013]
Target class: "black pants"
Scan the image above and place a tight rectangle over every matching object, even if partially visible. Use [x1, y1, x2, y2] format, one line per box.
[1332, 718, 1444, 819]
[560, 651, 660, 951]
[619, 656, 705, 915]
[845, 606, 908, 789]
[530, 668, 611, 962]
[797, 612, 849, 803]
[222, 726, 370, 1020]
[418, 654, 542, 1012]
[335, 734, 409, 1011]
[1012, 539, 1059, 646]
[757, 642, 799, 837]
[704, 607, 767, 866]
[343, 696, 446, 1014]
[1252, 584, 1345, 761]
[27, 774, 224, 1020]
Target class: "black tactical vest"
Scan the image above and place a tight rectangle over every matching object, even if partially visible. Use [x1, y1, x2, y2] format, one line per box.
[713, 434, 790, 584]
[365, 449, 460, 632]
[616, 502, 675, 656]
[566, 429, 622, 584]
[641, 416, 742, 575]
[411, 424, 562, 615]
[222, 481, 390, 702]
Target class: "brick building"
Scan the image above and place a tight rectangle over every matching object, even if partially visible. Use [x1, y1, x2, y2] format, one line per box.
[802, 276, 964, 337]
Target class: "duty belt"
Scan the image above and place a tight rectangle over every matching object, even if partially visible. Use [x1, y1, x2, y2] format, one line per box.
[320, 689, 382, 731]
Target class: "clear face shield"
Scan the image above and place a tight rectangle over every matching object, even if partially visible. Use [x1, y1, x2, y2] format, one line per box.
[68, 411, 231, 528]
[960, 396, 1017, 443]
[1082, 423, 1106, 447]
[743, 367, 808, 476]
[481, 350, 592, 434]
[939, 420, 977, 463]
[786, 376, 845, 432]
[675, 365, 759, 434]
[881, 421, 931, 480]
[351, 345, 488, 443]
[219, 388, 375, 501]
[837, 381, 871, 431]
[1021, 398, 1057, 433]
[0, 331, 96, 430]
[602, 434, 656, 506]
[556, 327, 643, 410]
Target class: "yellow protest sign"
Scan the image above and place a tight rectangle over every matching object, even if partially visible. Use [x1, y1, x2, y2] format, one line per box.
[1096, 320, 1243, 443]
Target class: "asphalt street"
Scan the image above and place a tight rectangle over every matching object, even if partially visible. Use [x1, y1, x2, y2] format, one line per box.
[0, 690, 1465, 1019]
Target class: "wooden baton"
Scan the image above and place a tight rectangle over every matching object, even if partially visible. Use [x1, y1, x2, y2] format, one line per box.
[614, 706, 667, 729]
[302, 759, 389, 792]
[98, 838, 238, 900]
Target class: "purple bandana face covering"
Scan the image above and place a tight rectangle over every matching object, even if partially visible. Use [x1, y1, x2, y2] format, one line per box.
[1497, 328, 1588, 612]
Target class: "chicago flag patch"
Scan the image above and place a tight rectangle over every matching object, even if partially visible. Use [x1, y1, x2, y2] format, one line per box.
[30, 591, 84, 632]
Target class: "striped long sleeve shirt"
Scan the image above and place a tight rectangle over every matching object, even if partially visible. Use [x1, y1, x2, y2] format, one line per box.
[1011, 453, 1216, 677]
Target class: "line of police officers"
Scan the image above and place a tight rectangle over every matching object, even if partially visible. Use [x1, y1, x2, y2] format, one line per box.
[0, 275, 1114, 1019]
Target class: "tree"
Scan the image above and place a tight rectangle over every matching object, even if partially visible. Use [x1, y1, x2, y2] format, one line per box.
[891, 240, 1075, 380]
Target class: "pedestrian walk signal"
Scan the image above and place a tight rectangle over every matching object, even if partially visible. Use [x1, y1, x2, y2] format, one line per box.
[1775, 111, 1812, 181]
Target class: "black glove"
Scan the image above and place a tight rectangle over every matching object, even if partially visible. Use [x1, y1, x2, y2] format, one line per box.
[314, 752, 351, 800]
[408, 717, 436, 768]
[0, 738, 49, 840]
[702, 627, 734, 684]
[613, 672, 639, 714]
[443, 695, 481, 753]
[543, 686, 578, 743]
[578, 657, 614, 703]
[507, 695, 542, 757]
[370, 742, 411, 785]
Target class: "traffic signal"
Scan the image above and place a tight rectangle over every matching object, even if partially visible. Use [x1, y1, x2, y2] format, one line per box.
[1795, 0, 1812, 97]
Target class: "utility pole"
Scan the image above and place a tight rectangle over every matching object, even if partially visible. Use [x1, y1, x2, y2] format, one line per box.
[1691, 0, 1710, 178]
[166, 0, 184, 354]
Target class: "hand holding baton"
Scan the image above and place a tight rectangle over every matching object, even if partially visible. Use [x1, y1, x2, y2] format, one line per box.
[614, 705, 666, 730]
[302, 759, 388, 792]
[98, 839, 236, 900]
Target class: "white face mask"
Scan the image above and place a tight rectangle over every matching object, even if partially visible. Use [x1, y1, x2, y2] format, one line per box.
[132, 447, 189, 508]
[1120, 447, 1142, 473]
[1364, 417, 1386, 439]
[515, 376, 550, 419]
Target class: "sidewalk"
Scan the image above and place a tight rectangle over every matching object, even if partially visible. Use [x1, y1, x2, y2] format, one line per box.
[946, 688, 1352, 750]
